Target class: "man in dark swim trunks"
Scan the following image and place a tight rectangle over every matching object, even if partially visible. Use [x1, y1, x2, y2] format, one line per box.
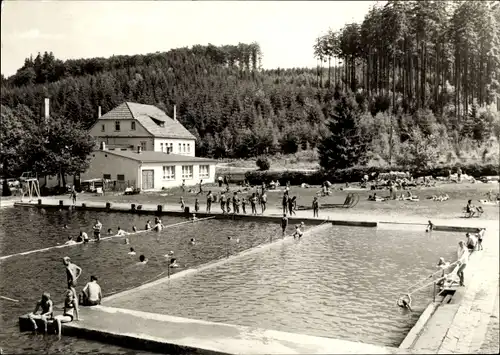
[63, 256, 82, 289]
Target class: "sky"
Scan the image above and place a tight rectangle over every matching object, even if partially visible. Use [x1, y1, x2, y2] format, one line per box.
[1, 0, 381, 77]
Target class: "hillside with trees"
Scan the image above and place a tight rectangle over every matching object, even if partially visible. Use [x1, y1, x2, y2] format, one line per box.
[1, 0, 499, 179]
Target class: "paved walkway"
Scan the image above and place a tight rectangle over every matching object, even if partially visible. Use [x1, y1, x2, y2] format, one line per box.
[409, 220, 499, 354]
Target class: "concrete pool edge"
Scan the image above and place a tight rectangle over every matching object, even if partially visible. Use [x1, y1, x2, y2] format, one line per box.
[399, 302, 440, 349]
[57, 305, 400, 355]
[13, 201, 486, 232]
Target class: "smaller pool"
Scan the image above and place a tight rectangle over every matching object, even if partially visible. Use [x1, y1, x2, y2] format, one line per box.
[107, 225, 464, 348]
[0, 207, 284, 354]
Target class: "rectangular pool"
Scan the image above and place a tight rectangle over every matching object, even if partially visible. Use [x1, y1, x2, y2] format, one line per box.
[106, 225, 464, 347]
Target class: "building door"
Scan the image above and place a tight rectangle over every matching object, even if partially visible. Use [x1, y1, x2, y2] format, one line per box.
[141, 170, 154, 190]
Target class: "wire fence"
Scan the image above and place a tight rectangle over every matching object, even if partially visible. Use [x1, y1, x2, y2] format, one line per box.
[103, 180, 137, 192]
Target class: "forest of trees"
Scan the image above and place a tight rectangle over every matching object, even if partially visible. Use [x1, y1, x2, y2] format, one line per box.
[1, 0, 500, 178]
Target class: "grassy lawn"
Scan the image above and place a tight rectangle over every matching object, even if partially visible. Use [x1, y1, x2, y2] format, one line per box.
[72, 181, 499, 221]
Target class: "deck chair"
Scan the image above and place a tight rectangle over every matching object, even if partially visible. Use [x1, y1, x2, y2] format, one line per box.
[95, 187, 103, 196]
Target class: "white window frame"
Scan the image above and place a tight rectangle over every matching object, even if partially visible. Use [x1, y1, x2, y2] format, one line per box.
[169, 143, 173, 153]
[162, 166, 175, 180]
[160, 143, 164, 152]
[178, 143, 181, 154]
[187, 144, 191, 154]
[199, 165, 209, 179]
[140, 141, 147, 151]
[182, 165, 193, 180]
[183, 143, 186, 154]
[115, 121, 120, 131]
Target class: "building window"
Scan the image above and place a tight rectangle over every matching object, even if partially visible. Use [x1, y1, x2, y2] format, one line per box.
[182, 165, 193, 180]
[101, 124, 105, 132]
[187, 144, 191, 153]
[140, 141, 147, 151]
[163, 166, 175, 180]
[182, 143, 186, 153]
[117, 174, 125, 181]
[160, 143, 164, 152]
[115, 121, 120, 131]
[103, 174, 111, 180]
[169, 143, 173, 153]
[131, 121, 136, 130]
[199, 165, 209, 179]
[178, 143, 181, 154]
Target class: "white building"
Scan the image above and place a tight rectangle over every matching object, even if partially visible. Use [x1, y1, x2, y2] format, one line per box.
[81, 148, 216, 190]
[89, 102, 196, 155]
[83, 102, 216, 190]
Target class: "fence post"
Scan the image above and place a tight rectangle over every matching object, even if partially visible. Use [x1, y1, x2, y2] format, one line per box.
[157, 205, 163, 213]
[59, 200, 63, 207]
[38, 199, 42, 205]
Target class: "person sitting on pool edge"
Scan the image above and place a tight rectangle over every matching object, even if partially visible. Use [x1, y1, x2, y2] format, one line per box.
[54, 287, 79, 339]
[80, 275, 102, 306]
[28, 292, 54, 334]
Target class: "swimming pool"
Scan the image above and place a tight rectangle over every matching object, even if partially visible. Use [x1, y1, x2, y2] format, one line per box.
[0, 207, 283, 354]
[106, 225, 464, 348]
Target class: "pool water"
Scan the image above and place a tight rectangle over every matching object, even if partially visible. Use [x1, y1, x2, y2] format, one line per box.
[107, 225, 464, 348]
[0, 207, 283, 354]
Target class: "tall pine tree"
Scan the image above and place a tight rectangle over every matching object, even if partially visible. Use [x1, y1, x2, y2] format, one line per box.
[318, 93, 367, 170]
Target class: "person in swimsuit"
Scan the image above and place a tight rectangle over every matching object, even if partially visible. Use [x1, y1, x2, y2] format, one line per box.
[169, 258, 179, 268]
[397, 294, 412, 312]
[191, 213, 198, 222]
[220, 193, 226, 214]
[93, 219, 102, 241]
[281, 214, 288, 237]
[139, 255, 148, 264]
[81, 275, 102, 306]
[260, 192, 267, 214]
[426, 220, 434, 232]
[293, 224, 303, 239]
[153, 217, 163, 231]
[64, 236, 77, 245]
[195, 198, 200, 212]
[190, 238, 196, 245]
[180, 197, 185, 211]
[282, 193, 289, 215]
[28, 292, 53, 333]
[54, 288, 79, 339]
[63, 256, 82, 289]
[476, 228, 485, 251]
[81, 231, 89, 243]
[312, 197, 319, 217]
[107, 228, 113, 235]
[116, 227, 128, 236]
[145, 220, 152, 230]
[241, 198, 247, 214]
[128, 247, 136, 255]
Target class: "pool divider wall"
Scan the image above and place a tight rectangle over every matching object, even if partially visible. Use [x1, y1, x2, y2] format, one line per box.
[398, 301, 439, 349]
[61, 324, 228, 355]
[13, 202, 482, 232]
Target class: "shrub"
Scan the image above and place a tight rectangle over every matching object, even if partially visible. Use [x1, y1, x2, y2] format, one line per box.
[256, 156, 271, 171]
[1, 179, 12, 197]
[244, 163, 500, 185]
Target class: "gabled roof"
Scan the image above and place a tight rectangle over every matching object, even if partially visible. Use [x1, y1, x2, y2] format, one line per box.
[98, 150, 217, 164]
[98, 102, 196, 140]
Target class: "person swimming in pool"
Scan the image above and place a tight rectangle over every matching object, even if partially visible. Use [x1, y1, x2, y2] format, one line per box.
[132, 226, 137, 233]
[145, 220, 152, 230]
[93, 219, 102, 241]
[64, 236, 77, 245]
[190, 238, 195, 245]
[293, 225, 303, 239]
[124, 238, 130, 245]
[191, 213, 198, 222]
[128, 247, 136, 255]
[169, 258, 179, 268]
[153, 217, 163, 231]
[107, 228, 113, 235]
[80, 231, 89, 243]
[116, 227, 128, 236]
[139, 255, 148, 264]
[397, 294, 412, 312]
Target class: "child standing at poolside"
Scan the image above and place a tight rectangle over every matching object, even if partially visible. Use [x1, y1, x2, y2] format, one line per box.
[281, 214, 288, 237]
[180, 197, 185, 211]
[194, 198, 200, 212]
[312, 197, 319, 217]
